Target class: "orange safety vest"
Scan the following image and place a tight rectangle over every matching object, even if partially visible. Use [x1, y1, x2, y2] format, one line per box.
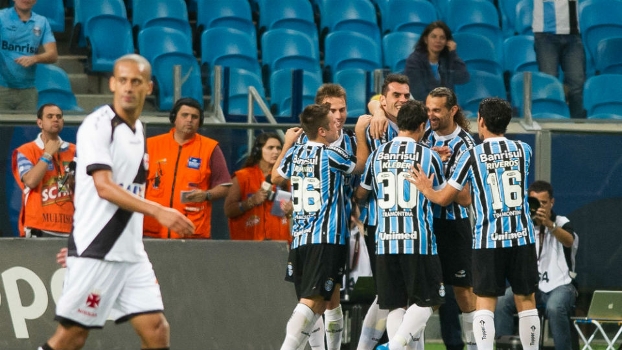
[228, 165, 291, 242]
[144, 129, 218, 239]
[11, 138, 76, 236]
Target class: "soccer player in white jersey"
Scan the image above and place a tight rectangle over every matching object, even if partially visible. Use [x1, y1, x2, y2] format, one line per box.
[272, 104, 355, 350]
[409, 97, 540, 350]
[355, 99, 470, 350]
[40, 54, 195, 350]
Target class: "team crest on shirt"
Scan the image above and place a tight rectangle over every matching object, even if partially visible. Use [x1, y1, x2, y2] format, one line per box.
[439, 283, 446, 298]
[33, 26, 41, 37]
[324, 279, 334, 292]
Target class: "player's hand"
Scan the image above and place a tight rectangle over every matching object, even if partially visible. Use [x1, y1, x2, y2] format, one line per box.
[284, 127, 303, 147]
[432, 146, 452, 162]
[185, 189, 209, 203]
[369, 109, 388, 140]
[534, 207, 553, 228]
[155, 207, 195, 236]
[355, 114, 372, 134]
[14, 55, 38, 67]
[56, 247, 68, 268]
[408, 164, 435, 193]
[250, 189, 269, 206]
[44, 139, 62, 156]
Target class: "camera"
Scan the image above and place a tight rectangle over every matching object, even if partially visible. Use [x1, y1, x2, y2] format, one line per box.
[261, 181, 276, 201]
[527, 196, 540, 219]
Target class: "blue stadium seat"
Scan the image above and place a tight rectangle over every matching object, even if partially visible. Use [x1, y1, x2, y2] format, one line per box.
[580, 1, 622, 71]
[382, 32, 419, 73]
[151, 52, 203, 111]
[270, 69, 322, 120]
[35, 64, 83, 111]
[260, 29, 321, 89]
[217, 68, 267, 119]
[334, 68, 372, 120]
[258, 0, 318, 45]
[595, 37, 622, 75]
[503, 35, 538, 75]
[84, 15, 135, 73]
[514, 0, 533, 35]
[382, 0, 437, 35]
[320, 0, 381, 44]
[324, 30, 382, 82]
[138, 27, 193, 64]
[447, 0, 503, 62]
[499, 0, 522, 37]
[454, 70, 506, 117]
[72, 0, 127, 48]
[583, 74, 622, 119]
[200, 27, 261, 81]
[196, 0, 256, 42]
[510, 71, 570, 119]
[33, 0, 65, 33]
[132, 0, 192, 41]
[454, 32, 503, 75]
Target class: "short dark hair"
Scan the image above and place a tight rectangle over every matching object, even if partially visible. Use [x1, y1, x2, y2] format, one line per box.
[415, 21, 454, 53]
[315, 83, 346, 105]
[428, 87, 470, 132]
[397, 100, 428, 132]
[300, 103, 331, 139]
[37, 103, 62, 119]
[529, 180, 554, 198]
[244, 132, 282, 168]
[381, 74, 410, 96]
[478, 97, 512, 135]
[170, 97, 204, 126]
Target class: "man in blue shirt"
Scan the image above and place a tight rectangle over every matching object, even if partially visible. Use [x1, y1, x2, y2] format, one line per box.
[0, 0, 58, 111]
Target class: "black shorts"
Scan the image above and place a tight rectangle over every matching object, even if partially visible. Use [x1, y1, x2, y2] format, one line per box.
[434, 218, 473, 287]
[376, 254, 445, 310]
[285, 244, 347, 301]
[472, 244, 539, 297]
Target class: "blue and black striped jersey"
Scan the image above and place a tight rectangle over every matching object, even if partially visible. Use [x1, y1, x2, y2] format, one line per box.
[449, 137, 536, 249]
[422, 126, 476, 220]
[277, 141, 355, 248]
[360, 137, 445, 255]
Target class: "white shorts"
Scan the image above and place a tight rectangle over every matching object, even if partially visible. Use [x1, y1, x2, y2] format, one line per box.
[55, 257, 164, 328]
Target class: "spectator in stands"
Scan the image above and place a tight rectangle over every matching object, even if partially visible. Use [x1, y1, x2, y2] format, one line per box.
[533, 0, 586, 119]
[11, 103, 76, 237]
[495, 180, 579, 350]
[224, 132, 291, 241]
[144, 97, 231, 239]
[0, 0, 58, 111]
[403, 21, 469, 101]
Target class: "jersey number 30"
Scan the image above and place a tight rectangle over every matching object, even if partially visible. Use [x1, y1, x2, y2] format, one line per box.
[376, 171, 418, 209]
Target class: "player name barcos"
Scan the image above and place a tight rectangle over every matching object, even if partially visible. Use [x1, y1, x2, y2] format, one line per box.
[479, 149, 523, 169]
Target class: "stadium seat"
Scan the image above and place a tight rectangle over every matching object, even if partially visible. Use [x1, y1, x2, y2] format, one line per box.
[35, 64, 83, 111]
[132, 0, 192, 41]
[217, 68, 267, 119]
[200, 27, 261, 82]
[257, 0, 318, 45]
[196, 0, 256, 43]
[447, 0, 503, 62]
[320, 0, 381, 44]
[72, 0, 127, 48]
[323, 30, 383, 82]
[138, 27, 193, 64]
[595, 37, 622, 75]
[33, 0, 65, 33]
[454, 32, 503, 75]
[84, 15, 135, 73]
[383, 32, 419, 73]
[270, 69, 322, 120]
[498, 0, 522, 37]
[334, 68, 372, 120]
[583, 74, 622, 119]
[580, 0, 622, 69]
[514, 0, 533, 35]
[382, 0, 437, 35]
[510, 71, 570, 119]
[503, 35, 538, 75]
[260, 29, 321, 90]
[151, 52, 204, 111]
[454, 70, 506, 117]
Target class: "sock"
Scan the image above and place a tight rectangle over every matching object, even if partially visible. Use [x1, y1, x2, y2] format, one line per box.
[386, 308, 406, 340]
[303, 316, 325, 350]
[407, 329, 425, 350]
[324, 305, 343, 350]
[39, 344, 54, 350]
[473, 310, 495, 350]
[357, 296, 389, 350]
[518, 309, 540, 350]
[389, 304, 432, 350]
[462, 311, 477, 349]
[281, 303, 320, 350]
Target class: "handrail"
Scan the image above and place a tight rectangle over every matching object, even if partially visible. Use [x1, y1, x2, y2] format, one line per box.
[520, 71, 541, 131]
[247, 86, 285, 151]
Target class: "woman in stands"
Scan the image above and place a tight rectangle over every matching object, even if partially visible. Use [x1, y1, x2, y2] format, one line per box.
[403, 21, 470, 101]
[225, 132, 291, 241]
